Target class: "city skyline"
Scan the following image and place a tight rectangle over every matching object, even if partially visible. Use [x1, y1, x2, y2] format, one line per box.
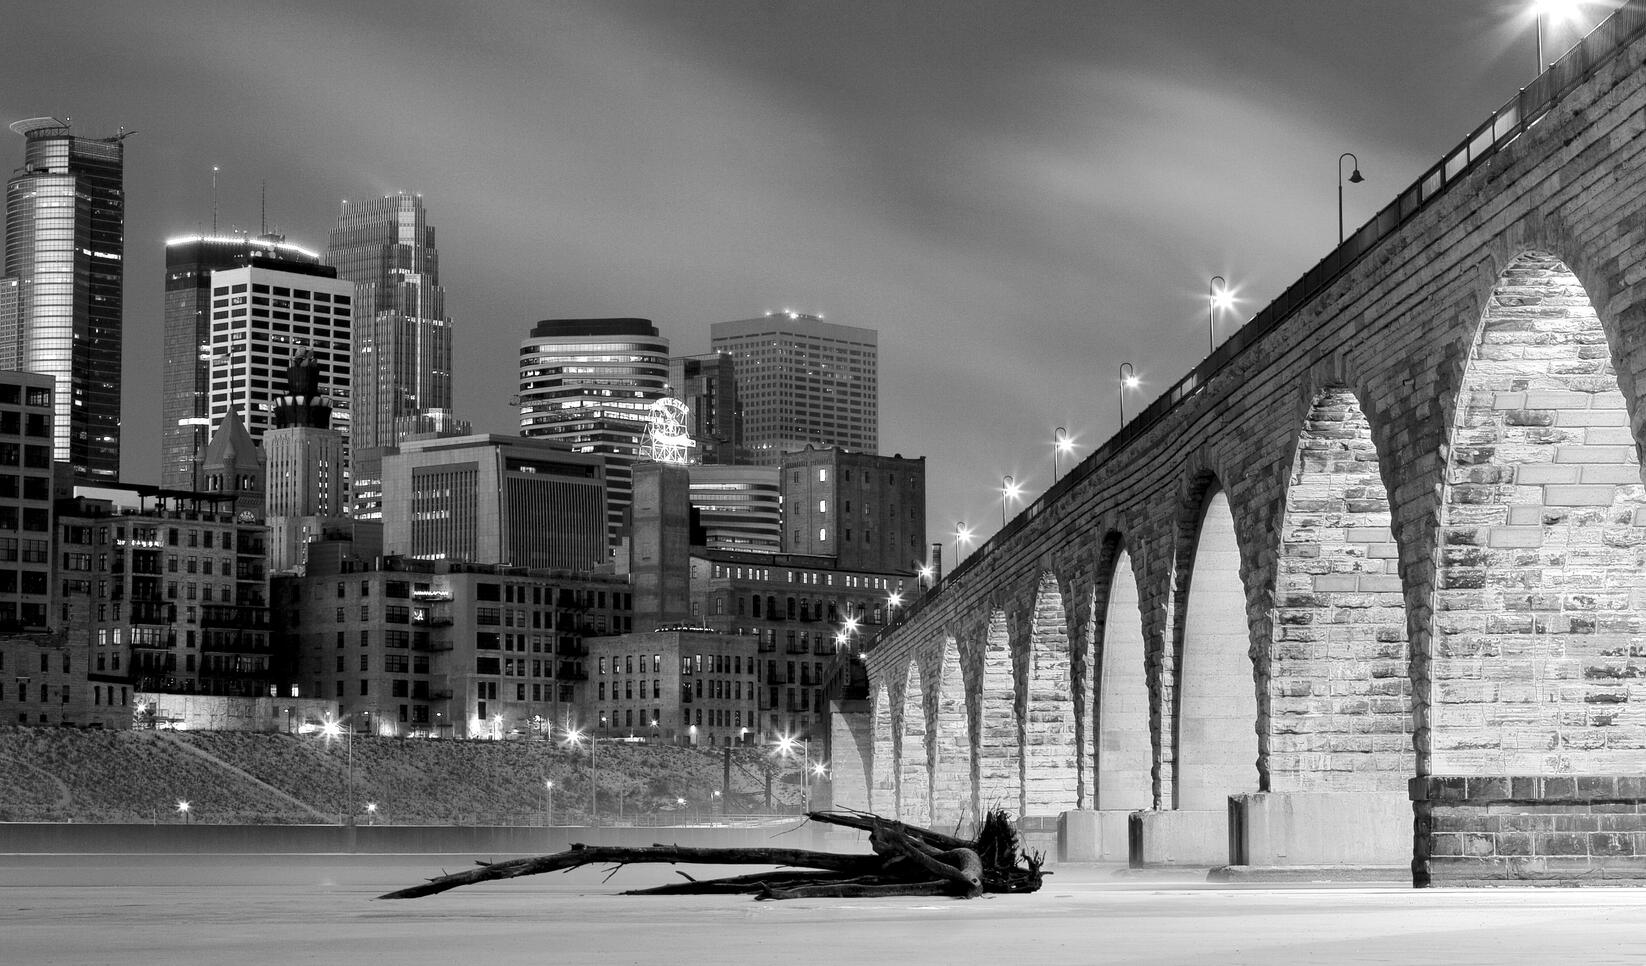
[0, 0, 1613, 556]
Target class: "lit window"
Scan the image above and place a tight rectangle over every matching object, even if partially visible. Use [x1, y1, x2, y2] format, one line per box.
[818, 528, 828, 542]
[818, 468, 827, 482]
[818, 499, 826, 514]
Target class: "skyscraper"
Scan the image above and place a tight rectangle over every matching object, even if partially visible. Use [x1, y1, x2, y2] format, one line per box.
[2, 117, 127, 481]
[161, 233, 325, 490]
[203, 263, 352, 452]
[710, 313, 877, 464]
[323, 193, 453, 511]
[518, 318, 671, 549]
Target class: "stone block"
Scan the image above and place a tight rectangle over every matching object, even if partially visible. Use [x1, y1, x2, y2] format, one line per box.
[1545, 485, 1621, 506]
[1486, 527, 1544, 548]
[1058, 808, 1132, 863]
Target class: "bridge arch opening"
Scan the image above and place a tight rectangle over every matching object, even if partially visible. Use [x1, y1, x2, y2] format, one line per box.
[978, 609, 1020, 818]
[1024, 572, 1078, 815]
[1435, 249, 1646, 775]
[931, 635, 970, 830]
[1096, 545, 1153, 810]
[1273, 388, 1413, 791]
[1173, 484, 1259, 810]
[899, 660, 932, 824]
[871, 681, 895, 815]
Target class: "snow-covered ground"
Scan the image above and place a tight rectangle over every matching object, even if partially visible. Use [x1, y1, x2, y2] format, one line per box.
[4, 855, 1645, 965]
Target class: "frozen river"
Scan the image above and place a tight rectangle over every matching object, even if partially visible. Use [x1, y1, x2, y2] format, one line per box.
[4, 854, 1646, 965]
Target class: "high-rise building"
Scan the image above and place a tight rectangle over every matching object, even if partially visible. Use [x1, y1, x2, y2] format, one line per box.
[162, 233, 323, 490]
[204, 264, 352, 455]
[381, 433, 608, 571]
[324, 193, 453, 512]
[2, 118, 127, 481]
[668, 352, 740, 465]
[518, 318, 671, 548]
[710, 313, 877, 465]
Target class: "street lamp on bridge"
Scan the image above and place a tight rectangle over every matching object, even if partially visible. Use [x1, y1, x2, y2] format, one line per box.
[953, 522, 974, 564]
[1338, 152, 1364, 244]
[1052, 427, 1073, 482]
[1000, 475, 1022, 527]
[1535, 0, 1583, 72]
[1119, 363, 1139, 425]
[1209, 276, 1235, 353]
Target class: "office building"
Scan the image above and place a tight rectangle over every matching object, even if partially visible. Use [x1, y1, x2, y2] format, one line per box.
[0, 370, 56, 631]
[780, 446, 925, 574]
[58, 484, 271, 698]
[324, 194, 453, 512]
[585, 629, 757, 745]
[381, 434, 607, 571]
[2, 118, 127, 481]
[205, 263, 352, 451]
[518, 318, 671, 548]
[668, 352, 740, 465]
[710, 313, 877, 464]
[162, 232, 324, 490]
[272, 553, 631, 738]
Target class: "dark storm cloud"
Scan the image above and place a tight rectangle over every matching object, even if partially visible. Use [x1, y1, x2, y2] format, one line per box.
[0, 0, 1619, 552]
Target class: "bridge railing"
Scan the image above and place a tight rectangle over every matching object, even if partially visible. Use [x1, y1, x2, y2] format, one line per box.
[894, 0, 1646, 634]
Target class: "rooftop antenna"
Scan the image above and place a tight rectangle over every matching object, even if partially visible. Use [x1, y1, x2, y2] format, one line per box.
[211, 166, 220, 234]
[260, 180, 267, 235]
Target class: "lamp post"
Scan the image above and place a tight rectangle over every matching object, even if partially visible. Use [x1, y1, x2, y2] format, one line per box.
[1052, 427, 1072, 482]
[1000, 475, 1021, 527]
[953, 521, 973, 565]
[176, 800, 191, 824]
[544, 780, 554, 828]
[1119, 363, 1138, 425]
[565, 727, 598, 825]
[1338, 152, 1364, 244]
[1209, 276, 1233, 353]
[320, 714, 353, 825]
[1535, 0, 1581, 72]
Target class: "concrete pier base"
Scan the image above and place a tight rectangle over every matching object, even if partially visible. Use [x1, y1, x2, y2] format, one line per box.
[1058, 809, 1132, 862]
[1228, 791, 1410, 866]
[1128, 809, 1227, 867]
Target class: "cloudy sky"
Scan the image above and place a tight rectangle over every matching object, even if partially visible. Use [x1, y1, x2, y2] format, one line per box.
[0, 0, 1616, 559]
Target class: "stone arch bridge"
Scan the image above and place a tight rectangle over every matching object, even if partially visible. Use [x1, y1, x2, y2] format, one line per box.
[832, 4, 1646, 885]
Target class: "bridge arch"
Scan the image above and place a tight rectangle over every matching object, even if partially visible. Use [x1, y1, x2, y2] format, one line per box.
[1024, 571, 1078, 815]
[870, 680, 895, 815]
[1271, 387, 1413, 790]
[899, 659, 932, 824]
[1095, 536, 1154, 810]
[1433, 248, 1646, 775]
[978, 608, 1020, 818]
[931, 633, 970, 829]
[1172, 478, 1260, 810]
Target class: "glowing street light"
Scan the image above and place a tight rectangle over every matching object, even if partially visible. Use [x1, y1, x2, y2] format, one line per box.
[1535, 0, 1583, 72]
[953, 521, 974, 563]
[176, 800, 191, 824]
[320, 713, 354, 826]
[1000, 475, 1022, 526]
[1209, 276, 1235, 353]
[1052, 427, 1073, 482]
[365, 802, 378, 825]
[563, 727, 597, 825]
[1119, 363, 1139, 425]
[544, 780, 554, 828]
[1338, 152, 1364, 244]
[917, 563, 935, 588]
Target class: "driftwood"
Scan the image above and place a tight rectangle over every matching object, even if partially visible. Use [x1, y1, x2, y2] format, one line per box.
[378, 809, 1044, 901]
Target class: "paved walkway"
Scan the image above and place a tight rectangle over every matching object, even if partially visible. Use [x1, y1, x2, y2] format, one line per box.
[4, 856, 1644, 965]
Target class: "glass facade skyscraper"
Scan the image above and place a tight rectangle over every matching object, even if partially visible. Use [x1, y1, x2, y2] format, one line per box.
[2, 118, 126, 481]
[324, 193, 452, 514]
[518, 318, 671, 550]
[161, 233, 325, 490]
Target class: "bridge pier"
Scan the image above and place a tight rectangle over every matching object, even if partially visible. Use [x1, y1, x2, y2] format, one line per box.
[1057, 809, 1132, 862]
[1127, 809, 1228, 867]
[1413, 777, 1646, 886]
[1227, 792, 1409, 868]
